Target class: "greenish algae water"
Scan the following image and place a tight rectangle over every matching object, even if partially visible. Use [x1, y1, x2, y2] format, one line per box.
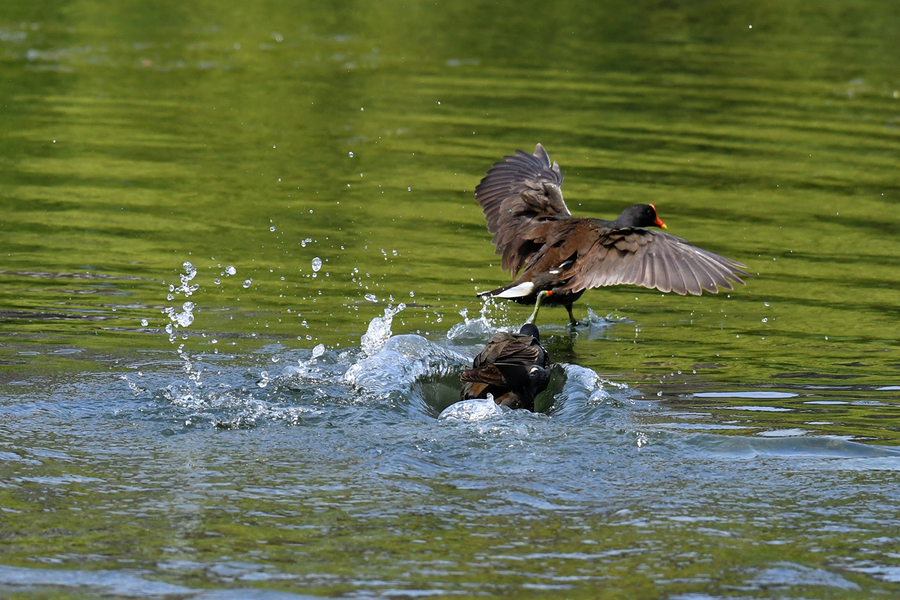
[1, 1, 900, 598]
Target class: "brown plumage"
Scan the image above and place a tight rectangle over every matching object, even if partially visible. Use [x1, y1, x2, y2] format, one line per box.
[460, 323, 551, 411]
[474, 144, 749, 323]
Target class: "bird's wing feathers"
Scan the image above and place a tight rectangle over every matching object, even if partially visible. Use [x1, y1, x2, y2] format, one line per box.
[473, 334, 542, 366]
[465, 334, 545, 387]
[460, 364, 507, 386]
[474, 144, 747, 298]
[562, 226, 748, 295]
[475, 144, 570, 276]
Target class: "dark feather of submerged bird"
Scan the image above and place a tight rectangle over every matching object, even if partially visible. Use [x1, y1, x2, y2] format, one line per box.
[474, 143, 749, 324]
[459, 323, 551, 411]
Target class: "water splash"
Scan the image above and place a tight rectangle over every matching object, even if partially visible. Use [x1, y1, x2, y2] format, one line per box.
[345, 333, 467, 397]
[438, 397, 503, 421]
[360, 303, 406, 357]
[163, 262, 200, 342]
[168, 261, 199, 299]
[142, 309, 611, 430]
[447, 299, 507, 342]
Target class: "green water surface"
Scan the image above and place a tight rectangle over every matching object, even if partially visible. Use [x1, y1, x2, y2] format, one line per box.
[1, 0, 900, 597]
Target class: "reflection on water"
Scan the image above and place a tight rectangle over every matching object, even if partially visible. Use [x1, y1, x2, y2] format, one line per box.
[2, 0, 900, 597]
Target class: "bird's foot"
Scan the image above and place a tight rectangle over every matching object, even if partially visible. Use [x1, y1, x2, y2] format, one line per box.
[566, 304, 578, 327]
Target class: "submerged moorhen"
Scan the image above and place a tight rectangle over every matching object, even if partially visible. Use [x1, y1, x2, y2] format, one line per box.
[474, 144, 749, 324]
[460, 323, 551, 411]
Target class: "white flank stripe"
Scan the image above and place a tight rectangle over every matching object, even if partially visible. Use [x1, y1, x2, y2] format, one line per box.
[496, 282, 535, 298]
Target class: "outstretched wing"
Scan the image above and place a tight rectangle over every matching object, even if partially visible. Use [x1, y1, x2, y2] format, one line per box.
[526, 220, 748, 296]
[474, 144, 570, 276]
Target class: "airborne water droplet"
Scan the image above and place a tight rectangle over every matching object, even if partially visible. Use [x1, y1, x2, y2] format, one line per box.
[243, 279, 252, 288]
[312, 257, 322, 272]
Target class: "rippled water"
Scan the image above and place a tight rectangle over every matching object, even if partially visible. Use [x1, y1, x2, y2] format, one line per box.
[2, 0, 900, 598]
[3, 308, 900, 598]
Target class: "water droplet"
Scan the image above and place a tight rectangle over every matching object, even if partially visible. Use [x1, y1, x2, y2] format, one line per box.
[141, 319, 148, 327]
[764, 302, 770, 307]
[243, 279, 252, 288]
[762, 318, 768, 323]
[409, 291, 415, 298]
[365, 293, 377, 302]
[349, 151, 354, 158]
[225, 266, 236, 275]
[270, 226, 276, 232]
[312, 344, 325, 358]
[312, 257, 322, 272]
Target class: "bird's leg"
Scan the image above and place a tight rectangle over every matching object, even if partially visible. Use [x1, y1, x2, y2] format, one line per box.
[565, 303, 577, 326]
[525, 291, 550, 325]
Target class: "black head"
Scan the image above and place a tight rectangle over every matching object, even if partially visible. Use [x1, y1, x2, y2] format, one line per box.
[615, 204, 667, 230]
[518, 323, 541, 342]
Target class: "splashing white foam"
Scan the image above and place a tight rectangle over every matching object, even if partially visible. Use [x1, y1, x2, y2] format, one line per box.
[360, 303, 406, 357]
[438, 397, 503, 421]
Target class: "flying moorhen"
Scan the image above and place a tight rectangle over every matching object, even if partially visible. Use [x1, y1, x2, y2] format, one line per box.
[474, 144, 749, 324]
[459, 323, 551, 411]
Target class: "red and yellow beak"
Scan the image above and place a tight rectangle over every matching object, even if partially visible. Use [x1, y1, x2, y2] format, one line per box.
[649, 204, 668, 230]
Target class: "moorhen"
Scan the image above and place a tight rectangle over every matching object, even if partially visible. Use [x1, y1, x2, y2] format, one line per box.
[459, 323, 551, 411]
[474, 144, 748, 324]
